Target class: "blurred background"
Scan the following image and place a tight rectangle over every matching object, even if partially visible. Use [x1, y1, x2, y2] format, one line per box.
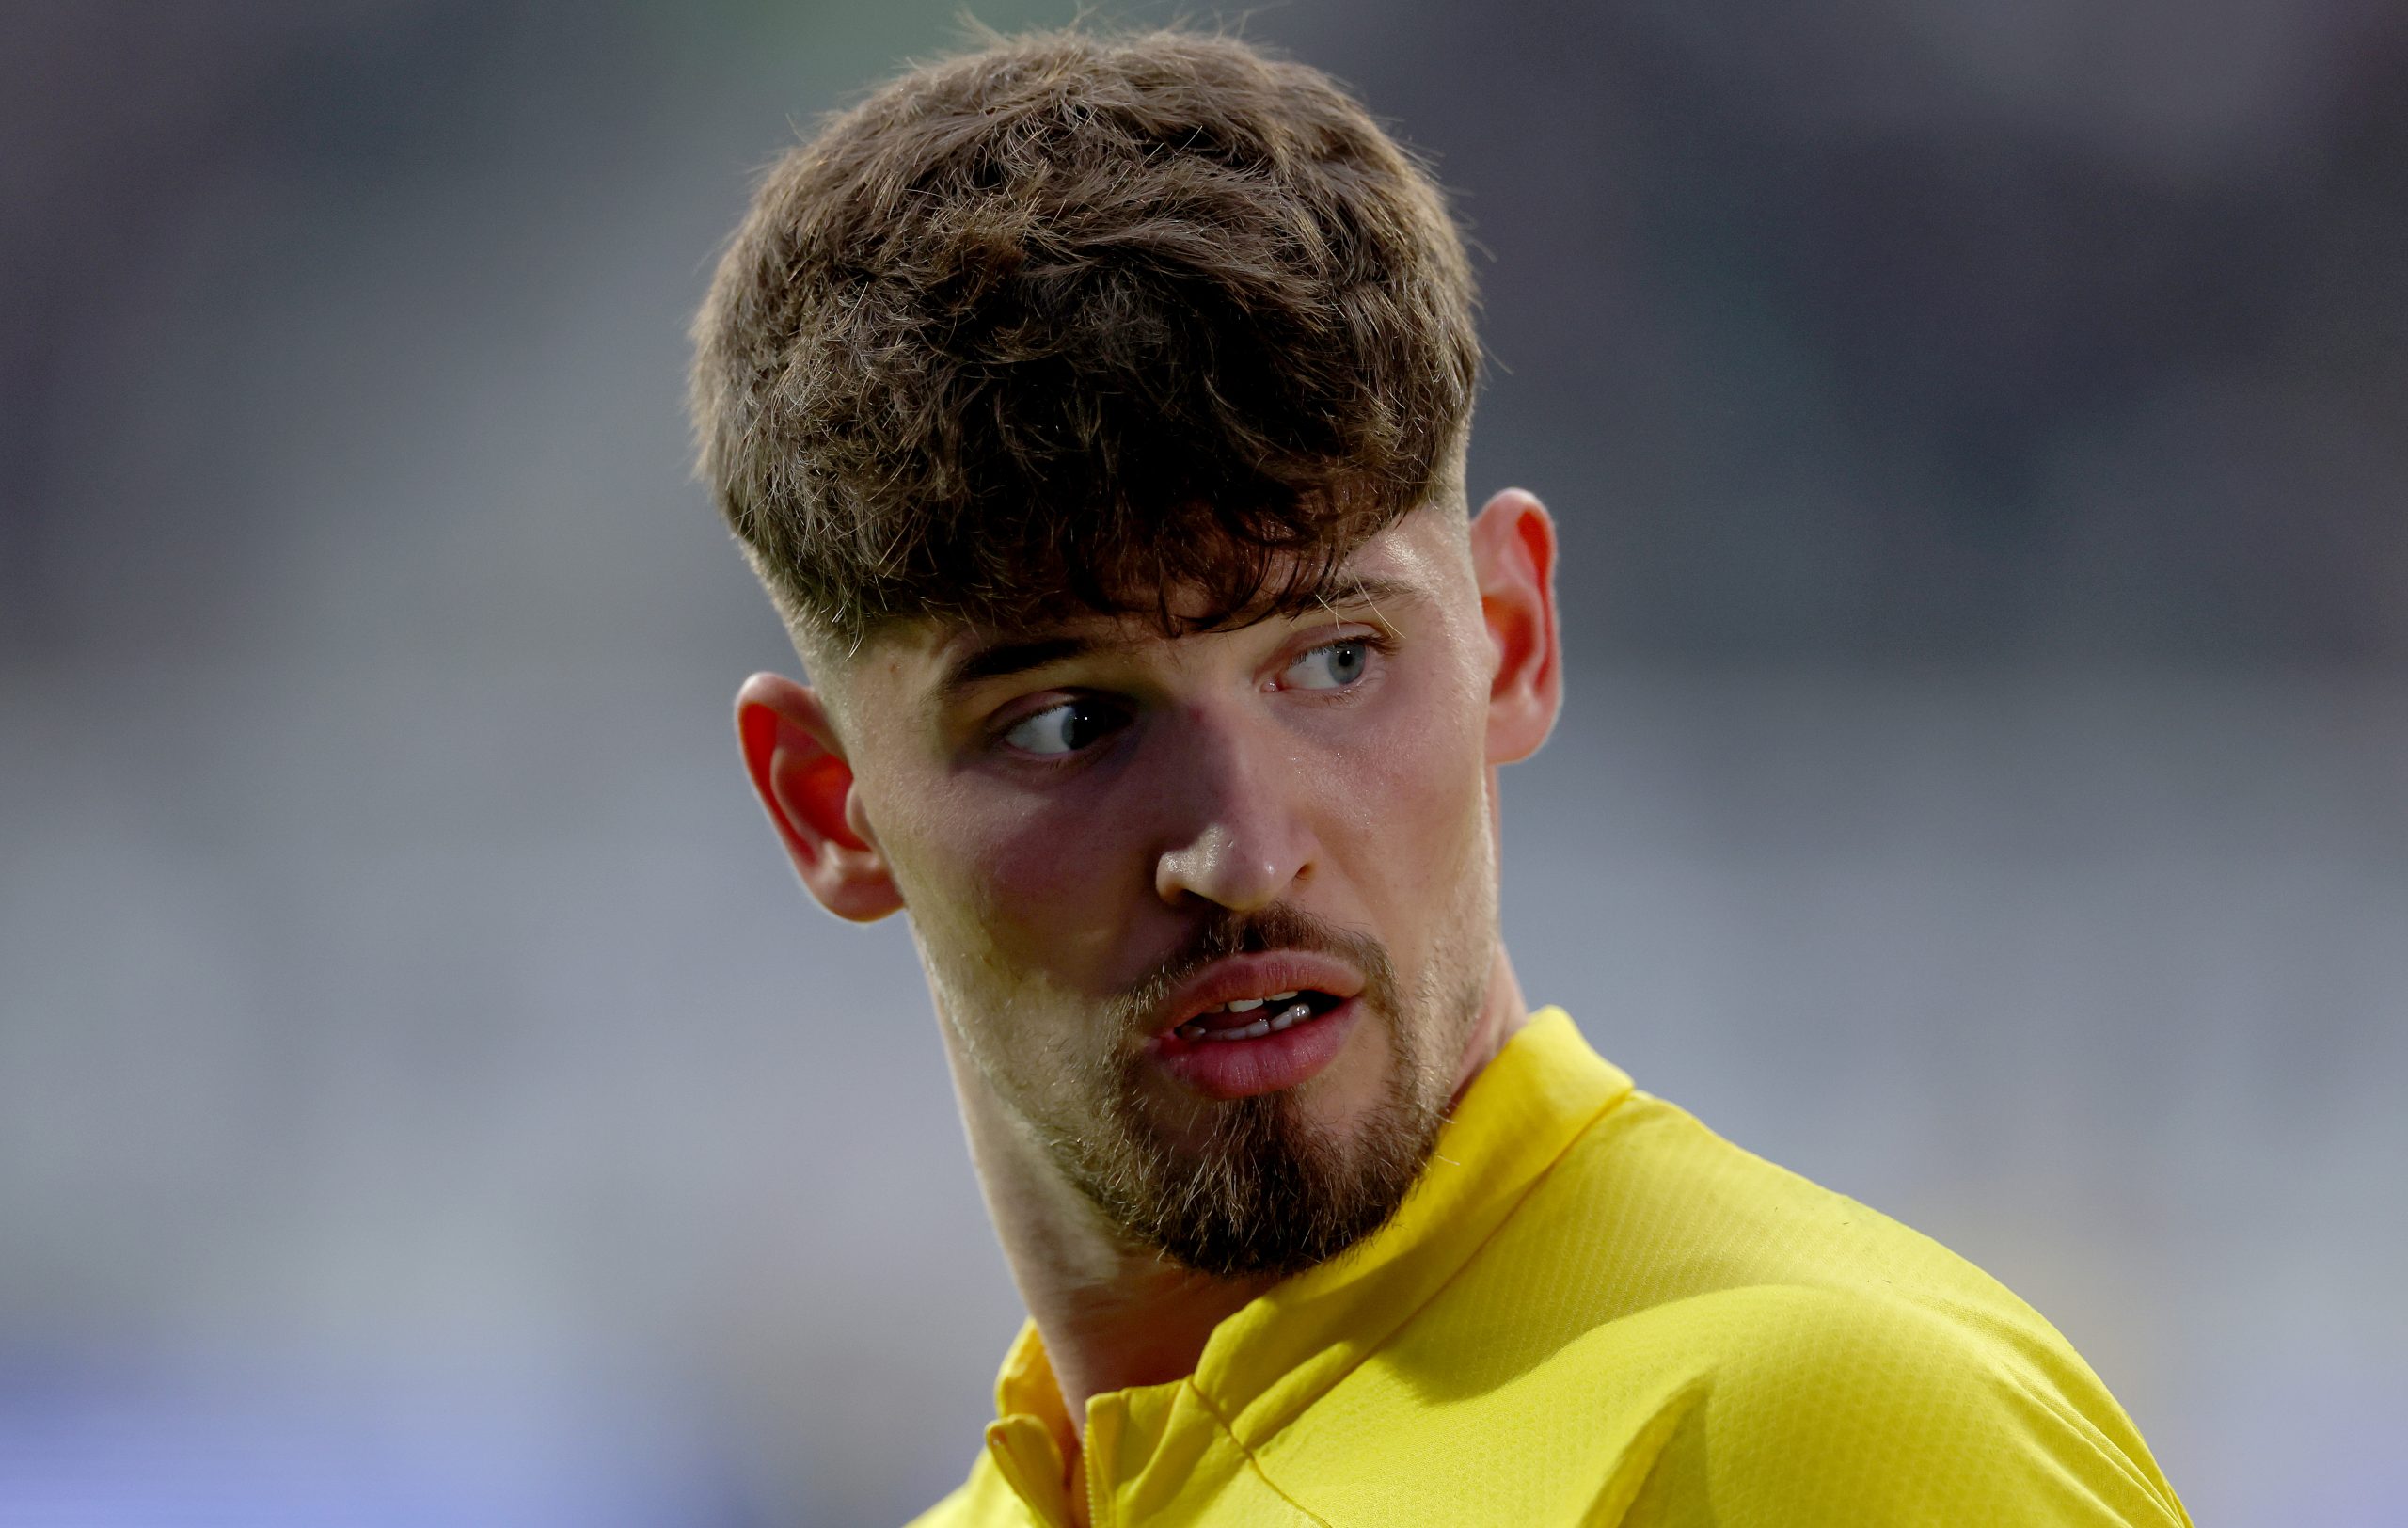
[3, 0, 2402, 1522]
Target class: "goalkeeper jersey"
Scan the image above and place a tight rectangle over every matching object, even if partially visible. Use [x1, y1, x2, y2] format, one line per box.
[911, 1007, 2192, 1527]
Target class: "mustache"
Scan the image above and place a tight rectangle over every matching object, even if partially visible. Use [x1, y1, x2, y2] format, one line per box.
[1116, 903, 1399, 1026]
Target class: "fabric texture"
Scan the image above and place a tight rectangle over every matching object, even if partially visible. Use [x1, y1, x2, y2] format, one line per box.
[909, 1008, 2193, 1527]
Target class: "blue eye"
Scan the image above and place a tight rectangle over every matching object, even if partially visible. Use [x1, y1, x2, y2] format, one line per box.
[1003, 698, 1119, 756]
[1286, 640, 1371, 691]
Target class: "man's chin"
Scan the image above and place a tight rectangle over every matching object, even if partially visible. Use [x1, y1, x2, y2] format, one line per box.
[1066, 1072, 1447, 1281]
[1136, 1053, 1370, 1144]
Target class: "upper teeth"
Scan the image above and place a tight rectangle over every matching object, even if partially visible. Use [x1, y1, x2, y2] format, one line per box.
[1212, 991, 1299, 1014]
[1177, 995, 1320, 1042]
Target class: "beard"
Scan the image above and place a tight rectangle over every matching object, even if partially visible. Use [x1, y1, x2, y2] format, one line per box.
[1030, 903, 1474, 1280]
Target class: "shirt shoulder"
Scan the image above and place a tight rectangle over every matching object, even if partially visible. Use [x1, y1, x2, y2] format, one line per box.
[1619, 1282, 2193, 1526]
[1527, 1085, 2147, 1399]
[1386, 1082, 2193, 1525]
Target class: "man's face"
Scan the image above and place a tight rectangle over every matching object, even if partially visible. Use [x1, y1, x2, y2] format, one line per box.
[784, 502, 1536, 1276]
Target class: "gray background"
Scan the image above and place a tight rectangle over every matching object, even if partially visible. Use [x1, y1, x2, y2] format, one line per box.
[3, 1, 2403, 1523]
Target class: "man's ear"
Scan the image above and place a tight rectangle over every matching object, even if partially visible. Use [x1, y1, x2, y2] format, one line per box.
[1468, 488, 1563, 766]
[735, 673, 906, 922]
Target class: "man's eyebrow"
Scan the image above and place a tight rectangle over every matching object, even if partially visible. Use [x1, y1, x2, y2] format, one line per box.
[941, 635, 1098, 695]
[937, 576, 1429, 695]
[1305, 574, 1430, 617]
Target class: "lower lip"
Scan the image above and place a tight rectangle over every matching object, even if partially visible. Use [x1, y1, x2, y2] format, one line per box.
[1149, 997, 1363, 1101]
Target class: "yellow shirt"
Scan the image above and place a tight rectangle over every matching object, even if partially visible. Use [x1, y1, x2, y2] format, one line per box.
[912, 1008, 2192, 1527]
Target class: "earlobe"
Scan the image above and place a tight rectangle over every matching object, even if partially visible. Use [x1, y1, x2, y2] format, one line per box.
[1468, 488, 1564, 766]
[735, 673, 906, 923]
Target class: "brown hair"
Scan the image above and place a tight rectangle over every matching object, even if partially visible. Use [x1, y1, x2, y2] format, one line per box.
[689, 27, 1479, 658]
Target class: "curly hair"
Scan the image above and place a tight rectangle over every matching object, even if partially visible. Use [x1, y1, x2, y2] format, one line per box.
[689, 27, 1480, 658]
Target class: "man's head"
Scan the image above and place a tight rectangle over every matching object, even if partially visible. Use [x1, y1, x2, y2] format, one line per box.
[692, 29, 1560, 1279]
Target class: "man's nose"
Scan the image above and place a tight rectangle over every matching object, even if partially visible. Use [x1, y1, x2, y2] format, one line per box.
[1150, 714, 1313, 913]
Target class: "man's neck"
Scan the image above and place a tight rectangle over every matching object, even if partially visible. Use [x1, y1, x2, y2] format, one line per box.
[944, 949, 1531, 1440]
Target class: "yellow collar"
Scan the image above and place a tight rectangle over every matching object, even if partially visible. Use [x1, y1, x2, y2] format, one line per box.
[991, 1008, 1632, 1465]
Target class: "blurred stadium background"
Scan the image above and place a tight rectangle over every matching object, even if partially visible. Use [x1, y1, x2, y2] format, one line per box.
[3, 1, 2403, 1522]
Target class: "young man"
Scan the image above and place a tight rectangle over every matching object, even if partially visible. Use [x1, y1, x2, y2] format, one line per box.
[690, 29, 2192, 1528]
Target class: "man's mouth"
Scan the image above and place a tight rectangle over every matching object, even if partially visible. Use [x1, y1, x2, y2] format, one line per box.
[1148, 949, 1369, 1096]
[1173, 990, 1346, 1043]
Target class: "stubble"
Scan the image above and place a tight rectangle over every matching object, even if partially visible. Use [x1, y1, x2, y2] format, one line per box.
[1038, 903, 1472, 1279]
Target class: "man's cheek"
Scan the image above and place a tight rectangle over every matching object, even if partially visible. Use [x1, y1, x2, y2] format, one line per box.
[1350, 695, 1484, 868]
[968, 800, 1112, 903]
[956, 806, 1134, 976]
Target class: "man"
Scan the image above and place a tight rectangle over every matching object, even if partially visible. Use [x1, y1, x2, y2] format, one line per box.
[689, 27, 2193, 1528]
